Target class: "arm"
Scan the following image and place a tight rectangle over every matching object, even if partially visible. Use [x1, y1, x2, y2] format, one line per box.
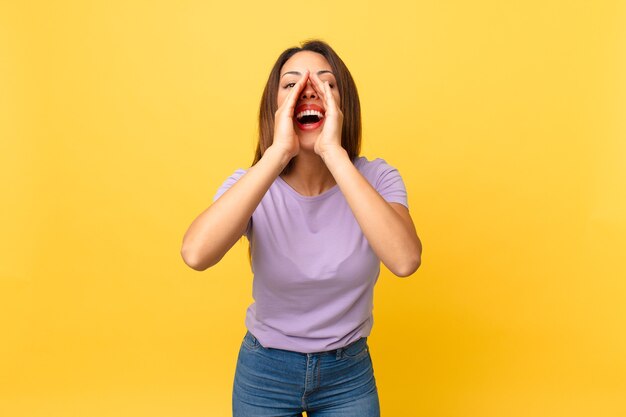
[181, 70, 312, 271]
[180, 146, 291, 271]
[322, 149, 422, 277]
[309, 72, 422, 277]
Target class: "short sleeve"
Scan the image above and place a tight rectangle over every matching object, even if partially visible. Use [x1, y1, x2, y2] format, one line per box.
[212, 168, 247, 202]
[212, 168, 251, 236]
[372, 159, 409, 208]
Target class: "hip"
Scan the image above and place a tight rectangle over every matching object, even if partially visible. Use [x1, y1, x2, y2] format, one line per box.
[233, 331, 379, 415]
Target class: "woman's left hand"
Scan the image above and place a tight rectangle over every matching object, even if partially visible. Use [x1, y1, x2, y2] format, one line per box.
[310, 73, 344, 158]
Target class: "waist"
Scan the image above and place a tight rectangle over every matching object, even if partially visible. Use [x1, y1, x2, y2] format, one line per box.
[243, 330, 368, 357]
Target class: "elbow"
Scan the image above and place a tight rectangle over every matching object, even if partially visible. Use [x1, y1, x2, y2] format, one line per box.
[180, 244, 217, 272]
[390, 254, 421, 278]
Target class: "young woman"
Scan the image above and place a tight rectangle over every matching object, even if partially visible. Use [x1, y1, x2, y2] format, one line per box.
[181, 39, 422, 417]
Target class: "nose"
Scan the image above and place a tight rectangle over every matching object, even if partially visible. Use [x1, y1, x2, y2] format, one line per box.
[300, 80, 317, 100]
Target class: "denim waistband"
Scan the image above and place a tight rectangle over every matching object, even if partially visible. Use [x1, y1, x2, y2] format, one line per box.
[244, 330, 367, 359]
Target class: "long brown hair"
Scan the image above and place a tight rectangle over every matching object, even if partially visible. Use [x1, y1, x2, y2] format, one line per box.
[252, 39, 362, 173]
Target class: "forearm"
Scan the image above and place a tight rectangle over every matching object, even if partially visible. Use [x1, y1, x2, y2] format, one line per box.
[322, 149, 422, 276]
[181, 146, 291, 271]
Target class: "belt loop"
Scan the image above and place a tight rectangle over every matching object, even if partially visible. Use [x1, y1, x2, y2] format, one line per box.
[336, 347, 343, 360]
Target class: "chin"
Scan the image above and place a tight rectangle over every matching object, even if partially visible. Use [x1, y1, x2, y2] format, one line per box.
[297, 142, 317, 155]
[296, 131, 317, 147]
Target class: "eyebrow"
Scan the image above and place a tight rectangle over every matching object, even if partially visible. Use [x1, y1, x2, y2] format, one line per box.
[281, 70, 335, 78]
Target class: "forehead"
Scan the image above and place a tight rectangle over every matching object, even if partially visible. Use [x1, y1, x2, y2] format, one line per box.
[280, 51, 333, 74]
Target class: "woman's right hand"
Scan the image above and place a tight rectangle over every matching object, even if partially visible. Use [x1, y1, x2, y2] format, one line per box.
[181, 72, 311, 271]
[270, 69, 310, 160]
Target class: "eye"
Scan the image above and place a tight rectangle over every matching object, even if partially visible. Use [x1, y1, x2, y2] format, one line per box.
[320, 79, 335, 89]
[284, 82, 296, 89]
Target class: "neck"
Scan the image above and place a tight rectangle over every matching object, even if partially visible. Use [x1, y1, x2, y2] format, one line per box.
[281, 151, 336, 197]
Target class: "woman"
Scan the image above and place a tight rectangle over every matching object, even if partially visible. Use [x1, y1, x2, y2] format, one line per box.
[181, 39, 422, 417]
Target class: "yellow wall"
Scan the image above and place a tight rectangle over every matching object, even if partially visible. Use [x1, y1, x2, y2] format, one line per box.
[1, 1, 625, 416]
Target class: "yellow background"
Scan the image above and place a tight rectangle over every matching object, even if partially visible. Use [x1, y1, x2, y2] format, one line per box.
[1, 0, 625, 416]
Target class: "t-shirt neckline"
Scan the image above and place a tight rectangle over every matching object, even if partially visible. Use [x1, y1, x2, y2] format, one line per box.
[276, 175, 341, 201]
[274, 156, 364, 201]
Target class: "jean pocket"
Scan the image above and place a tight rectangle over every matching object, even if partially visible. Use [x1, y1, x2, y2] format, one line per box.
[242, 331, 262, 351]
[342, 338, 369, 359]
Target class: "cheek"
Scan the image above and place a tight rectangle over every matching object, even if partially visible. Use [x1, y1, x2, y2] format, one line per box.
[277, 90, 289, 108]
[334, 91, 342, 108]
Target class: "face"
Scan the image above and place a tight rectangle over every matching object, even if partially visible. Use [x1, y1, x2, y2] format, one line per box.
[277, 51, 341, 139]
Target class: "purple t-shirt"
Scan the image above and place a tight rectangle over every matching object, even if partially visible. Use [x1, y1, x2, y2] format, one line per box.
[213, 156, 408, 353]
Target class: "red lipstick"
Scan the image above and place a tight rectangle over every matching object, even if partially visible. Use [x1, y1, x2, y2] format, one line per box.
[294, 104, 325, 131]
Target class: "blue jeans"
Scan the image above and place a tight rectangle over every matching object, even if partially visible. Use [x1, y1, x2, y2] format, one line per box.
[233, 331, 380, 417]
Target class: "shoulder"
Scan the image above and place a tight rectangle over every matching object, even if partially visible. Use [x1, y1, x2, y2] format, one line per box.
[219, 168, 249, 186]
[212, 168, 249, 202]
[354, 155, 409, 207]
[354, 156, 402, 183]
[226, 168, 248, 180]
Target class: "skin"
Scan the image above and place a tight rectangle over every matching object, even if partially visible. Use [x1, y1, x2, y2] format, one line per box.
[181, 51, 422, 276]
[275, 51, 343, 195]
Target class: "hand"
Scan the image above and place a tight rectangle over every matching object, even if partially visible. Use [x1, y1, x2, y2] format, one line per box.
[271, 69, 310, 160]
[309, 72, 344, 158]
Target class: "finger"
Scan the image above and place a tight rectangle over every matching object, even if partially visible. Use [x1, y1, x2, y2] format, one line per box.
[284, 70, 309, 116]
[283, 73, 305, 111]
[310, 72, 327, 102]
[311, 72, 338, 110]
[320, 79, 337, 111]
[323, 81, 332, 105]
[278, 70, 306, 114]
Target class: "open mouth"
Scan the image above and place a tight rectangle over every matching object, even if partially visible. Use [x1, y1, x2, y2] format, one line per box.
[295, 104, 325, 130]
